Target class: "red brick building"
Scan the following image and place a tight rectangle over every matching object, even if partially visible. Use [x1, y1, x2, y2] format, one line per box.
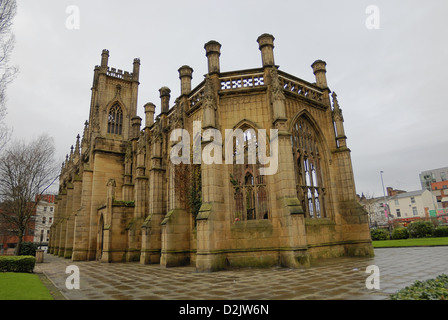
[432, 181, 448, 209]
[0, 209, 36, 256]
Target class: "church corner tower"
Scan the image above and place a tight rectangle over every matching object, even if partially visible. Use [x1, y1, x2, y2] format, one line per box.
[88, 49, 140, 142]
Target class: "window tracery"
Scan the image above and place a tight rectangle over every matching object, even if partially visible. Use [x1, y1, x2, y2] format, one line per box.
[231, 126, 269, 221]
[291, 117, 326, 218]
[107, 103, 123, 135]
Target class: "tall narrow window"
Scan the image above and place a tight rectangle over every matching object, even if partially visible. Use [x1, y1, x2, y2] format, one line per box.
[231, 126, 269, 221]
[291, 117, 326, 218]
[108, 103, 123, 135]
[245, 173, 256, 220]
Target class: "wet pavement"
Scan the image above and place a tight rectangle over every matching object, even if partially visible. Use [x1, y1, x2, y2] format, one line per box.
[34, 247, 448, 301]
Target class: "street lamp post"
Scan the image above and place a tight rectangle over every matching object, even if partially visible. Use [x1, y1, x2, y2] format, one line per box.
[380, 171, 392, 237]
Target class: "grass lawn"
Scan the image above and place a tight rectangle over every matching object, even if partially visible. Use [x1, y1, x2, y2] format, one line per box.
[0, 273, 54, 300]
[373, 237, 448, 248]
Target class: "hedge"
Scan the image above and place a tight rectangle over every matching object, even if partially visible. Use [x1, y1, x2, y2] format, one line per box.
[390, 274, 448, 300]
[407, 220, 435, 238]
[434, 226, 448, 237]
[19, 242, 39, 256]
[0, 256, 36, 273]
[370, 228, 389, 241]
[391, 227, 409, 240]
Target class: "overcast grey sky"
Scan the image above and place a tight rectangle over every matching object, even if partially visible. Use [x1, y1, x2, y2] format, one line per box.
[5, 0, 448, 197]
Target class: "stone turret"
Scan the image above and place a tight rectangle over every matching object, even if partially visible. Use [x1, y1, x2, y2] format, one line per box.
[144, 103, 156, 127]
[101, 49, 109, 69]
[178, 65, 193, 96]
[257, 33, 275, 67]
[204, 41, 221, 74]
[131, 116, 142, 140]
[311, 60, 328, 89]
[159, 87, 171, 114]
[133, 58, 141, 82]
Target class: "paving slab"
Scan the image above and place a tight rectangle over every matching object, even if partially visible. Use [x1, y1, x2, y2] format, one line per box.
[34, 247, 448, 300]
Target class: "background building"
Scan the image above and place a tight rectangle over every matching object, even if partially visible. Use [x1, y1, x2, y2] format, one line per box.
[431, 181, 448, 208]
[388, 189, 438, 225]
[0, 210, 35, 256]
[359, 195, 390, 228]
[420, 167, 448, 190]
[0, 194, 55, 255]
[33, 194, 56, 252]
[360, 187, 443, 228]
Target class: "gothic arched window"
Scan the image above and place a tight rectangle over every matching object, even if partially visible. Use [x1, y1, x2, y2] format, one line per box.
[291, 117, 326, 218]
[107, 103, 123, 135]
[231, 126, 269, 221]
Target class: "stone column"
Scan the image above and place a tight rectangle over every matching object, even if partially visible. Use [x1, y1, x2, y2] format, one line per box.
[49, 195, 61, 255]
[128, 134, 147, 262]
[57, 192, 67, 257]
[63, 184, 75, 259]
[87, 152, 123, 261]
[195, 45, 227, 271]
[257, 34, 310, 268]
[122, 144, 134, 202]
[140, 131, 166, 265]
[72, 168, 93, 261]
[67, 177, 82, 260]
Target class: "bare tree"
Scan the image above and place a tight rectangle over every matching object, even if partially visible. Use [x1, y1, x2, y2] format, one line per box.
[0, 134, 59, 255]
[0, 0, 18, 151]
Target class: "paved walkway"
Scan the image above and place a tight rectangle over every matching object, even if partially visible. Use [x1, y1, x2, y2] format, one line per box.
[34, 247, 448, 300]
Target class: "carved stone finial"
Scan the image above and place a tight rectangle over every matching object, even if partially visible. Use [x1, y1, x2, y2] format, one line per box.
[82, 121, 89, 146]
[92, 105, 100, 133]
[332, 92, 338, 103]
[202, 75, 218, 129]
[75, 134, 81, 155]
[270, 68, 285, 102]
[137, 130, 146, 154]
[332, 92, 344, 122]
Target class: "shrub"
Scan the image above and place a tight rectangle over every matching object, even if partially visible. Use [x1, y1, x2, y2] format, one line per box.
[370, 228, 389, 241]
[391, 227, 409, 240]
[434, 226, 448, 237]
[390, 274, 448, 300]
[19, 242, 39, 256]
[0, 256, 36, 273]
[408, 220, 435, 238]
